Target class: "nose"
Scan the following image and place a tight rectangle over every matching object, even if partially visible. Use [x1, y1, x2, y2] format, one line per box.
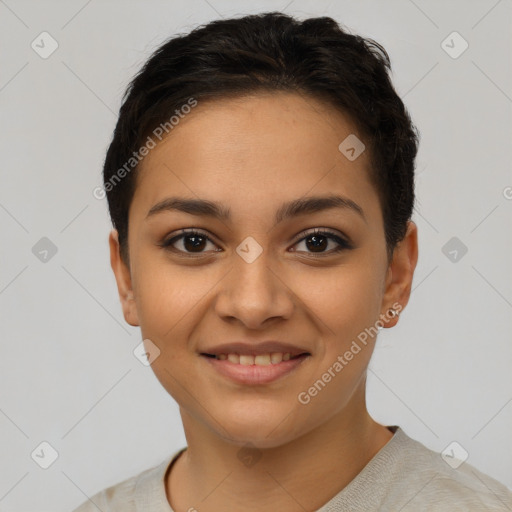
[214, 247, 295, 330]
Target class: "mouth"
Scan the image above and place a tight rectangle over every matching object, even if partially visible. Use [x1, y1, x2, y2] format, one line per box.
[200, 352, 308, 365]
[200, 349, 311, 385]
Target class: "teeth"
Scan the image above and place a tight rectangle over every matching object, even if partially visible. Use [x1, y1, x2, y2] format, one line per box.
[240, 355, 254, 365]
[216, 352, 294, 365]
[227, 354, 240, 364]
[270, 352, 283, 364]
[255, 354, 271, 366]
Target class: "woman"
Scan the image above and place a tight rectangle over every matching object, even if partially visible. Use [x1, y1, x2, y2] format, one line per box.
[74, 11, 512, 511]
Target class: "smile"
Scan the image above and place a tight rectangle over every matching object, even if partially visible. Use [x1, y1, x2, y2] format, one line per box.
[202, 352, 305, 365]
[200, 352, 310, 385]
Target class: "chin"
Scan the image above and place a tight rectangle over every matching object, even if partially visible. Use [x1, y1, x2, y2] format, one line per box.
[221, 428, 296, 450]
[215, 404, 306, 449]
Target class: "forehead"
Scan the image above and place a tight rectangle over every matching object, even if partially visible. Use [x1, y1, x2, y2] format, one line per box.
[132, 92, 379, 225]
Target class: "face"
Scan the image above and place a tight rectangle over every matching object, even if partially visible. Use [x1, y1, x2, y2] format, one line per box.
[110, 92, 417, 448]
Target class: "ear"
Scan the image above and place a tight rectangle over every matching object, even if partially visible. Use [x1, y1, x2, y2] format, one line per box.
[109, 229, 140, 327]
[380, 221, 418, 328]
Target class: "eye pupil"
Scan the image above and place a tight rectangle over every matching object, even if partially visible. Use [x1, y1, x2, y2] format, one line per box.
[184, 234, 206, 252]
[306, 235, 328, 252]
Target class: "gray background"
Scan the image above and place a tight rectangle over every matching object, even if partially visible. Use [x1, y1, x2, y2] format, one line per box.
[0, 0, 511, 510]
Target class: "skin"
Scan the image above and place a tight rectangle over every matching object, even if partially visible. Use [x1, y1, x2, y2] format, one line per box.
[109, 91, 418, 512]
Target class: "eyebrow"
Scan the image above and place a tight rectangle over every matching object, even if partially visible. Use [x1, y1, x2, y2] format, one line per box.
[146, 194, 367, 225]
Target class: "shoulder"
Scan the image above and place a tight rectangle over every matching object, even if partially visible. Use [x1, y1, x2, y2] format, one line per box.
[71, 470, 140, 512]
[386, 428, 512, 511]
[70, 451, 182, 512]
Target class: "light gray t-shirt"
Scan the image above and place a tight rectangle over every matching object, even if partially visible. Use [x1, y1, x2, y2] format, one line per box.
[72, 426, 512, 511]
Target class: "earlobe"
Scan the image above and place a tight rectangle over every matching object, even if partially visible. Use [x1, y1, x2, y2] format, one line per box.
[380, 221, 418, 329]
[109, 229, 140, 327]
[380, 305, 402, 329]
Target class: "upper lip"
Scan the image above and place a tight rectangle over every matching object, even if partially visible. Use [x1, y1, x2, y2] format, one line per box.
[200, 341, 311, 357]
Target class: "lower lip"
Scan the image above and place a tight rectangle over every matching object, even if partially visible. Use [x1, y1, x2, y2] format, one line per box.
[201, 354, 309, 385]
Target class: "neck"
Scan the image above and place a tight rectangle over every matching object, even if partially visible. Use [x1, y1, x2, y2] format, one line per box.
[166, 385, 394, 512]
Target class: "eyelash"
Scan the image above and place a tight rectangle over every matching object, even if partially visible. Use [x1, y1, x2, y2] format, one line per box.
[159, 228, 352, 257]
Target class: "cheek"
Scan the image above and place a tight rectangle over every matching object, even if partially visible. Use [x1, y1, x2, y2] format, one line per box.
[294, 268, 379, 416]
[132, 262, 211, 401]
[133, 259, 211, 339]
[300, 263, 383, 346]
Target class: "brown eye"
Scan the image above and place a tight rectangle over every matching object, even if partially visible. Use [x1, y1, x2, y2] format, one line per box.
[291, 229, 352, 255]
[304, 233, 328, 252]
[161, 229, 220, 255]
